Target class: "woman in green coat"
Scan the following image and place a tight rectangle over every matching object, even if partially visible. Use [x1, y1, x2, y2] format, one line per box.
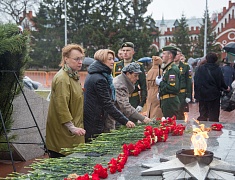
[46, 44, 86, 158]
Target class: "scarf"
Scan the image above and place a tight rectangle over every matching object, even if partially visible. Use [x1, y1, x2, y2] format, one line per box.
[63, 64, 80, 80]
[102, 72, 116, 101]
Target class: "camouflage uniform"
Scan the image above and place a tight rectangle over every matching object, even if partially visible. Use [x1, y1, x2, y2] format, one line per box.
[176, 61, 192, 119]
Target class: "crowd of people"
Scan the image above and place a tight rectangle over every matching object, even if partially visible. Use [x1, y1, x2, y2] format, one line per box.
[45, 42, 235, 158]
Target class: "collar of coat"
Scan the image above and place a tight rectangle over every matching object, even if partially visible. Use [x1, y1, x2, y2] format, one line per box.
[114, 72, 135, 94]
[163, 61, 174, 72]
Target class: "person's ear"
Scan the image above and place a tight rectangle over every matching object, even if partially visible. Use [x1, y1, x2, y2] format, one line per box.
[132, 49, 135, 55]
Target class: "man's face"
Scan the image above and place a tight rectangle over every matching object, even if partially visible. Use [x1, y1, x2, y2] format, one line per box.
[174, 51, 182, 63]
[118, 49, 123, 60]
[126, 72, 139, 84]
[122, 47, 135, 61]
[162, 51, 171, 63]
[180, 56, 186, 63]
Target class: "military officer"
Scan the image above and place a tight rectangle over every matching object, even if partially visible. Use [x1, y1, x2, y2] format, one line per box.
[112, 42, 147, 111]
[174, 48, 192, 120]
[155, 46, 181, 118]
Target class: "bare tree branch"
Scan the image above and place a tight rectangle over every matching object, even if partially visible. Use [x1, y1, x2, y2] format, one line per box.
[0, 0, 40, 24]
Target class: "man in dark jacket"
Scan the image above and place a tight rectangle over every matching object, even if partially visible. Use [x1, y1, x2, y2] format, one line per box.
[221, 57, 235, 89]
[194, 52, 230, 122]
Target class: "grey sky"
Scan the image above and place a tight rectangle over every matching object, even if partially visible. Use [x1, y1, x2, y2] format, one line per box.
[146, 0, 231, 20]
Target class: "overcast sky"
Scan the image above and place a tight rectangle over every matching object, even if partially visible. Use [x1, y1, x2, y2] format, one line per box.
[146, 0, 232, 20]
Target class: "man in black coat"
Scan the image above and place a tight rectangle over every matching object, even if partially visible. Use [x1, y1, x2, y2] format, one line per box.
[194, 52, 230, 122]
[221, 57, 235, 89]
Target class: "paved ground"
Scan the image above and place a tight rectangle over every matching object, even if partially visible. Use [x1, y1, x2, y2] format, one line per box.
[188, 102, 235, 123]
[109, 120, 235, 180]
[1, 102, 235, 178]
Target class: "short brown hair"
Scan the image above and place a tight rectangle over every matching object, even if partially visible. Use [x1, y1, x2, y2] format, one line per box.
[59, 44, 85, 67]
[94, 49, 115, 63]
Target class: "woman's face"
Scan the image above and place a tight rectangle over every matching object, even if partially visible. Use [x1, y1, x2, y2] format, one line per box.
[104, 53, 114, 70]
[64, 49, 84, 71]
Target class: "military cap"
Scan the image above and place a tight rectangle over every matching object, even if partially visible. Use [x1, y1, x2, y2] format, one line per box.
[161, 45, 178, 52]
[160, 45, 178, 56]
[122, 62, 142, 74]
[176, 47, 182, 52]
[121, 42, 134, 48]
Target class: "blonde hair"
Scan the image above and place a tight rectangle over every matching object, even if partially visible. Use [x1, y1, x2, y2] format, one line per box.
[94, 49, 115, 63]
[59, 43, 85, 67]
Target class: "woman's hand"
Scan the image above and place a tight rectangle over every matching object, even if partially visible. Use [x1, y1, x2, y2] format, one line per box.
[126, 121, 135, 128]
[73, 128, 86, 136]
[64, 121, 86, 136]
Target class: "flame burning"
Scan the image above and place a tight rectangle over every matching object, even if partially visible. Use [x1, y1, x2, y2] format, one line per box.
[191, 122, 210, 156]
[192, 118, 199, 125]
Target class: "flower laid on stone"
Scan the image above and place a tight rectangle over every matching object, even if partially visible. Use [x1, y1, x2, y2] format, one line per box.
[93, 164, 108, 179]
[172, 124, 186, 136]
[64, 173, 90, 180]
[7, 116, 185, 180]
[157, 115, 185, 136]
[211, 123, 223, 131]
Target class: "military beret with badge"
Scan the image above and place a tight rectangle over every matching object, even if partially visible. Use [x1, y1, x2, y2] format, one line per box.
[160, 45, 178, 56]
[176, 47, 182, 52]
[121, 42, 134, 48]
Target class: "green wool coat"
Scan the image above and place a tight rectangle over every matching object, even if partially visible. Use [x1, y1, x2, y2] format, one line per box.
[46, 69, 84, 155]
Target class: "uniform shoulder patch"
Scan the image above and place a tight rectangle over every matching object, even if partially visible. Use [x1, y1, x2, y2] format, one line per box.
[189, 69, 192, 78]
[169, 74, 176, 86]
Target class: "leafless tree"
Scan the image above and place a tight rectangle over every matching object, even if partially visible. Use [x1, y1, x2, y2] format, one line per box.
[0, 0, 40, 24]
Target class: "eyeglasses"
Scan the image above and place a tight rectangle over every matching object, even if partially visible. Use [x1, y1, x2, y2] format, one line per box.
[69, 56, 85, 61]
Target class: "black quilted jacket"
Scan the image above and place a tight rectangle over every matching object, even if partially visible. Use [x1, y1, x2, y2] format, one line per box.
[84, 60, 128, 139]
[194, 63, 228, 101]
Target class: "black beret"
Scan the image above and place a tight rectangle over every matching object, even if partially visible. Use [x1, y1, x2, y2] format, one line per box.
[121, 42, 134, 48]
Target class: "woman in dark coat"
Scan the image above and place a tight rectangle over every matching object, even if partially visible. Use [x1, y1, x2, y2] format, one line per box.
[84, 49, 135, 142]
[194, 52, 230, 122]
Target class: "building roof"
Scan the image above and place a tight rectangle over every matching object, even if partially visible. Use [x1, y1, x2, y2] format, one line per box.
[155, 18, 203, 28]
